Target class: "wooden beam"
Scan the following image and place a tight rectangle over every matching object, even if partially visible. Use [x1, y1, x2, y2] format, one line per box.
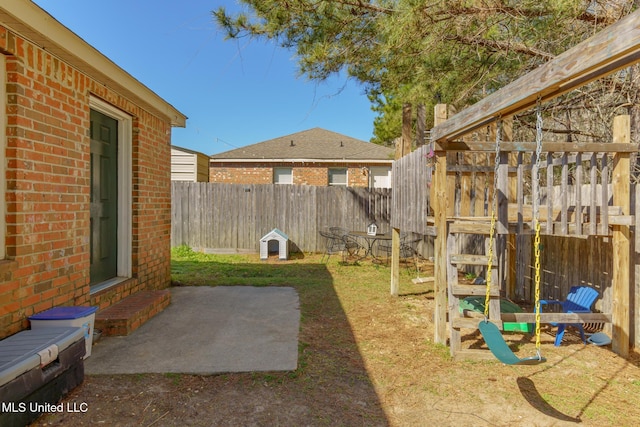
[435, 141, 640, 153]
[431, 10, 640, 142]
[449, 221, 493, 234]
[503, 119, 517, 299]
[453, 317, 502, 329]
[401, 103, 412, 157]
[461, 311, 611, 323]
[416, 103, 426, 147]
[451, 284, 500, 297]
[449, 205, 625, 224]
[450, 254, 496, 266]
[390, 103, 413, 296]
[612, 115, 631, 357]
[501, 313, 612, 323]
[433, 104, 449, 345]
[390, 227, 400, 296]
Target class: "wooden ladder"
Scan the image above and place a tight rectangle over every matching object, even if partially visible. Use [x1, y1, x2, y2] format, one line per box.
[447, 220, 503, 361]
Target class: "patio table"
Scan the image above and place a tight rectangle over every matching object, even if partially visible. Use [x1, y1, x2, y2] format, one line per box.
[348, 231, 392, 261]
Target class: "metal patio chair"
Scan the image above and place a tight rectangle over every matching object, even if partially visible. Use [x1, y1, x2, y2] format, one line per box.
[378, 233, 420, 270]
[341, 234, 366, 263]
[319, 230, 346, 263]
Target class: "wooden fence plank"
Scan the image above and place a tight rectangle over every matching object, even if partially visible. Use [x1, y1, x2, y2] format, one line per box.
[546, 153, 553, 232]
[576, 153, 583, 235]
[561, 152, 568, 235]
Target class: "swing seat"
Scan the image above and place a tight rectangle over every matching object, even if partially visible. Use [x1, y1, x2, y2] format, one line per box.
[478, 321, 546, 365]
[538, 285, 599, 346]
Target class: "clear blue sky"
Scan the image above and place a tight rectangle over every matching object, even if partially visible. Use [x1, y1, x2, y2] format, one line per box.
[32, 0, 377, 155]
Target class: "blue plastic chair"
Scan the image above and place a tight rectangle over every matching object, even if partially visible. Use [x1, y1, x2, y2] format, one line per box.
[539, 286, 599, 346]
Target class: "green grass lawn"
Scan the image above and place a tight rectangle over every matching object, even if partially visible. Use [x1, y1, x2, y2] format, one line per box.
[170, 244, 429, 308]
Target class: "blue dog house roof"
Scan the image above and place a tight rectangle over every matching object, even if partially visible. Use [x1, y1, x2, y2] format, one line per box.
[260, 228, 289, 260]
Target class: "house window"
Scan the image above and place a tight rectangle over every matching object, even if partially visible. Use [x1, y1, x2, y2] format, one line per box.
[369, 166, 392, 189]
[274, 167, 293, 184]
[0, 55, 6, 260]
[328, 168, 347, 186]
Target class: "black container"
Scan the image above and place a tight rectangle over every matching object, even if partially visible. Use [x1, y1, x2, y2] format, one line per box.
[0, 327, 85, 427]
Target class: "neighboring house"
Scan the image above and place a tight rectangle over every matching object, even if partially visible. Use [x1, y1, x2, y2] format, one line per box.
[171, 145, 210, 182]
[209, 128, 394, 188]
[0, 1, 187, 338]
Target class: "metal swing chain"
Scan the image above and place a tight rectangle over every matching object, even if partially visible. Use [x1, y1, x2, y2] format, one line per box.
[484, 118, 502, 319]
[533, 100, 544, 358]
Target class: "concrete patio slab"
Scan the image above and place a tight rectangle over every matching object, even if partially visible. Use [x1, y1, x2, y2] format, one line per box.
[85, 286, 300, 374]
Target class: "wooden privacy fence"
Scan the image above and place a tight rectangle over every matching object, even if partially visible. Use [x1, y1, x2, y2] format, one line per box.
[171, 182, 392, 253]
[391, 144, 433, 235]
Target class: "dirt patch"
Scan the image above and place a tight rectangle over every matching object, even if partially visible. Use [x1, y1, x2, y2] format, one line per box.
[33, 255, 640, 426]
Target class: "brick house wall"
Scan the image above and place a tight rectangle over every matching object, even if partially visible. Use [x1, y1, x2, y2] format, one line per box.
[0, 24, 176, 337]
[210, 166, 273, 184]
[209, 162, 381, 187]
[293, 166, 327, 186]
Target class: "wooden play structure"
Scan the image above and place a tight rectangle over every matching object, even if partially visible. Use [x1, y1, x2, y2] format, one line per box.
[425, 10, 640, 360]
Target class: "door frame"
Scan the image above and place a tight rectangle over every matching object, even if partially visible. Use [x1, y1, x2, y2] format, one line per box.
[89, 96, 132, 293]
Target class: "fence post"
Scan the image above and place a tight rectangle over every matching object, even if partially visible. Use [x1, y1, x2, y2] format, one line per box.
[433, 104, 448, 345]
[612, 114, 631, 357]
[390, 103, 413, 296]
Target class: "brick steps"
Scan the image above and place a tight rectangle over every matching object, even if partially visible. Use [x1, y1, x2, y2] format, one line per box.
[95, 290, 171, 336]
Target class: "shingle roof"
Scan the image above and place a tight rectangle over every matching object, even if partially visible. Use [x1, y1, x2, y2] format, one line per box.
[210, 128, 394, 161]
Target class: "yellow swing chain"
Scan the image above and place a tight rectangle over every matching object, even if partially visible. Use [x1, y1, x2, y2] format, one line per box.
[534, 220, 542, 353]
[484, 119, 502, 319]
[533, 100, 544, 357]
[484, 108, 544, 361]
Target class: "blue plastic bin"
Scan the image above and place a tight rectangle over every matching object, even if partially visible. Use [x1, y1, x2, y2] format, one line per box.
[29, 306, 98, 358]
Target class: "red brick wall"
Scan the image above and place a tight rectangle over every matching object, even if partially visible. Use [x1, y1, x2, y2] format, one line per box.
[293, 167, 327, 185]
[209, 162, 384, 187]
[347, 167, 369, 187]
[210, 166, 272, 184]
[129, 113, 172, 294]
[0, 25, 173, 337]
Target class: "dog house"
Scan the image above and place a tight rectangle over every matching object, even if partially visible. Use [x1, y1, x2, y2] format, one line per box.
[260, 228, 289, 260]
